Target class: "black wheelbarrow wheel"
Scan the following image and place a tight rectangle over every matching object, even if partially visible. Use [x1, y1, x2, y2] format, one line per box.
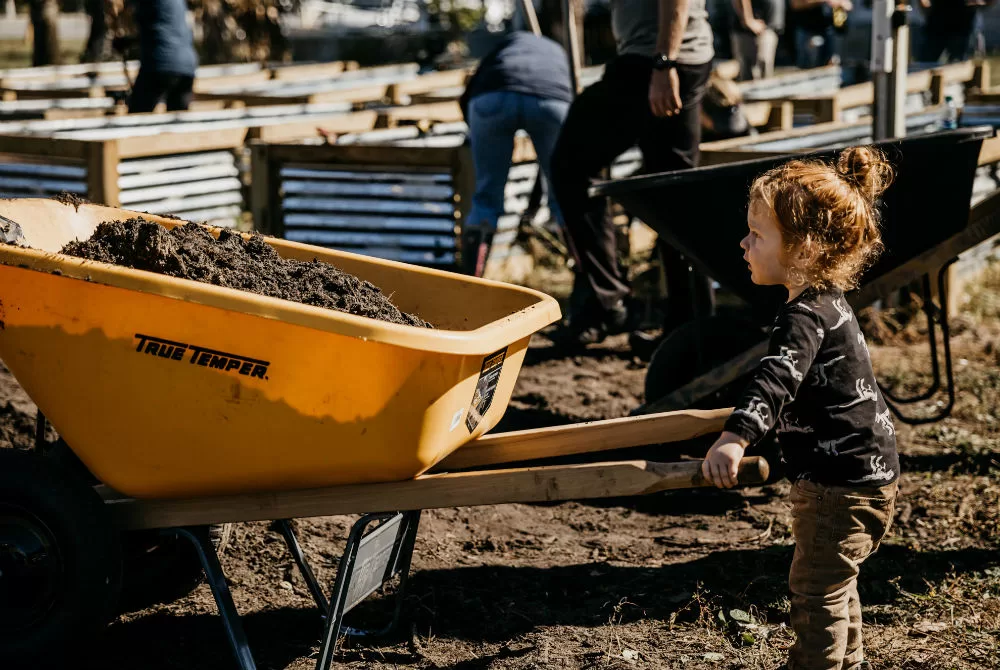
[0, 448, 122, 668]
[39, 440, 232, 610]
[644, 316, 784, 482]
[644, 315, 765, 406]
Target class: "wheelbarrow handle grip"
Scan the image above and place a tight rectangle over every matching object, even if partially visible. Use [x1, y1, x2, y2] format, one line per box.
[692, 456, 771, 488]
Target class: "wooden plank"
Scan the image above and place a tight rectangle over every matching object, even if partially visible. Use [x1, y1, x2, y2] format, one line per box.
[699, 148, 792, 166]
[268, 141, 458, 169]
[906, 69, 934, 94]
[934, 60, 976, 86]
[511, 134, 537, 164]
[4, 85, 107, 100]
[0, 135, 91, 160]
[452, 143, 475, 251]
[714, 60, 741, 81]
[379, 101, 464, 126]
[114, 127, 248, 159]
[186, 99, 247, 112]
[742, 101, 773, 128]
[433, 408, 731, 471]
[191, 70, 273, 93]
[967, 90, 1000, 104]
[700, 119, 858, 151]
[387, 69, 471, 103]
[249, 111, 378, 143]
[979, 136, 1000, 167]
[765, 100, 794, 131]
[304, 82, 393, 106]
[104, 457, 771, 530]
[86, 141, 119, 206]
[972, 59, 991, 91]
[270, 61, 348, 81]
[40, 107, 111, 120]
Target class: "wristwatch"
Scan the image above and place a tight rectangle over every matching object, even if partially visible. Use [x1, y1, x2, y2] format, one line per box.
[652, 53, 679, 71]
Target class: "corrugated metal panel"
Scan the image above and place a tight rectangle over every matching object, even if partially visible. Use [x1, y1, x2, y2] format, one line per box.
[116, 150, 243, 228]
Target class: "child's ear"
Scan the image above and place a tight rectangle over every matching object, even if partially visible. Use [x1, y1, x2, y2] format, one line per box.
[794, 237, 821, 267]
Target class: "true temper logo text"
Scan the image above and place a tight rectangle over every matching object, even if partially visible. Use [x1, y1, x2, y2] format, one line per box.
[134, 334, 270, 380]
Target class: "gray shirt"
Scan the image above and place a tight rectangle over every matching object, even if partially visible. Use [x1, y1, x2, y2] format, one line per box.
[611, 0, 714, 65]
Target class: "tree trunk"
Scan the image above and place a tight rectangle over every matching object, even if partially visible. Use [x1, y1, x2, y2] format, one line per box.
[30, 0, 61, 66]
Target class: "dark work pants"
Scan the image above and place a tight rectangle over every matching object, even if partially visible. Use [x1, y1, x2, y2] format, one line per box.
[551, 55, 713, 324]
[128, 69, 195, 113]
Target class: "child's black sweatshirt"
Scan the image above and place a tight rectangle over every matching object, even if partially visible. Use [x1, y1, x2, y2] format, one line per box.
[724, 287, 899, 486]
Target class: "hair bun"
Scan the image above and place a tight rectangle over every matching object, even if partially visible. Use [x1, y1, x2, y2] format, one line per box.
[836, 146, 894, 200]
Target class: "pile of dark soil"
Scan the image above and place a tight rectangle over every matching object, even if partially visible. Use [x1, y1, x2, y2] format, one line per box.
[53, 192, 88, 211]
[62, 219, 432, 328]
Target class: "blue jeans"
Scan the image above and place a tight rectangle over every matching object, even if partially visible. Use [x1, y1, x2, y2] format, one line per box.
[795, 26, 838, 69]
[466, 90, 570, 231]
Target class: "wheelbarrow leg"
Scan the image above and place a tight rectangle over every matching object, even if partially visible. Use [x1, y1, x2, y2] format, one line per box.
[315, 511, 421, 670]
[276, 519, 330, 615]
[168, 527, 257, 670]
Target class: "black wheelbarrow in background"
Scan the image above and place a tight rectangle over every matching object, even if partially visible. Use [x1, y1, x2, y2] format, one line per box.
[590, 126, 997, 428]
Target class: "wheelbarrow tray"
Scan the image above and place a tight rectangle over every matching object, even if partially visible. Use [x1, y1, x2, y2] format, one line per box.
[592, 127, 995, 321]
[0, 199, 561, 499]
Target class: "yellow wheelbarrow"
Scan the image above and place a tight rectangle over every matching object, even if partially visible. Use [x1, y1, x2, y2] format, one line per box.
[0, 199, 767, 670]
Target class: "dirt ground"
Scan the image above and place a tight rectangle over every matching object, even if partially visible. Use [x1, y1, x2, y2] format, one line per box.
[1, 267, 999, 670]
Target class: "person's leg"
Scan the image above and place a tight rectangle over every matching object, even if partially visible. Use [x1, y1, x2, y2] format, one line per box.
[916, 24, 947, 63]
[843, 580, 864, 668]
[758, 28, 778, 79]
[127, 68, 165, 114]
[520, 95, 571, 229]
[788, 480, 896, 670]
[730, 31, 758, 81]
[466, 91, 520, 232]
[788, 481, 855, 670]
[637, 61, 715, 331]
[551, 57, 649, 318]
[944, 24, 975, 62]
[795, 28, 816, 69]
[823, 25, 839, 65]
[164, 75, 195, 112]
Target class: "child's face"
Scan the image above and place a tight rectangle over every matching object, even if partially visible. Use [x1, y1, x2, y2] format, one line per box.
[741, 200, 790, 287]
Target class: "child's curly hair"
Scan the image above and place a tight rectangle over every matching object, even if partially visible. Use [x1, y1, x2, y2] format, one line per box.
[750, 146, 894, 291]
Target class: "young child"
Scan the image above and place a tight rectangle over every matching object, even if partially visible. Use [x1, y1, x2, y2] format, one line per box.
[703, 146, 899, 670]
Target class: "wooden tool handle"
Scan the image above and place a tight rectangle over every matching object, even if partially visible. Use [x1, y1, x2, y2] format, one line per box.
[432, 407, 733, 472]
[694, 456, 771, 488]
[644, 456, 770, 492]
[108, 456, 772, 530]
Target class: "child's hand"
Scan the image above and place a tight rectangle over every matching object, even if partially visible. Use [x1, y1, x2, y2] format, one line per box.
[702, 431, 750, 489]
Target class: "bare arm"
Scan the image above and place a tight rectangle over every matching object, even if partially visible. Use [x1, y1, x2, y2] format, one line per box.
[732, 0, 755, 26]
[648, 0, 687, 117]
[732, 0, 766, 32]
[656, 0, 688, 58]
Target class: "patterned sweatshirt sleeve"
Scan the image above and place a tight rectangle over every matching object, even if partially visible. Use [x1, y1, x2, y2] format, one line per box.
[724, 305, 823, 444]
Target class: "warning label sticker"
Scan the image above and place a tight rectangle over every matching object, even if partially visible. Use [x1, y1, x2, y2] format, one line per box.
[465, 347, 507, 432]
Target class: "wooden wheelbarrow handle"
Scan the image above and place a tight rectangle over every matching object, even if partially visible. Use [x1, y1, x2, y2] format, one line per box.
[105, 456, 770, 531]
[432, 407, 733, 472]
